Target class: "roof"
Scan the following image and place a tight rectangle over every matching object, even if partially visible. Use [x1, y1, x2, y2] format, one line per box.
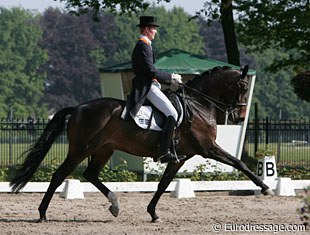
[100, 49, 256, 75]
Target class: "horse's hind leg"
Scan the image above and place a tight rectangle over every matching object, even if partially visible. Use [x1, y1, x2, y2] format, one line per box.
[147, 161, 185, 222]
[83, 148, 119, 217]
[38, 153, 85, 221]
[205, 144, 273, 195]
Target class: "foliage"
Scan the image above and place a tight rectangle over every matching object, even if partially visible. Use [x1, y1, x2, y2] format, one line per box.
[37, 6, 204, 111]
[1, 159, 137, 182]
[104, 6, 204, 66]
[235, 0, 309, 72]
[247, 49, 310, 119]
[0, 165, 309, 182]
[255, 147, 275, 158]
[198, 0, 309, 103]
[0, 167, 9, 181]
[31, 161, 59, 182]
[198, 21, 226, 62]
[39, 8, 104, 110]
[88, 11, 120, 68]
[0, 7, 48, 118]
[192, 0, 241, 65]
[291, 71, 310, 103]
[143, 6, 204, 55]
[179, 162, 248, 181]
[57, 0, 154, 19]
[198, 0, 309, 108]
[198, 18, 309, 120]
[0, 4, 309, 120]
[143, 158, 166, 181]
[278, 167, 310, 180]
[98, 159, 138, 182]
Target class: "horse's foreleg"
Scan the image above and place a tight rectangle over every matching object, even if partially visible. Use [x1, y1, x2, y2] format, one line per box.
[205, 144, 273, 195]
[83, 149, 119, 217]
[38, 154, 84, 221]
[147, 161, 185, 222]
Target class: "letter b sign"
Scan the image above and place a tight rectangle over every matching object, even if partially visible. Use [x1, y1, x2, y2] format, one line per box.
[257, 156, 277, 180]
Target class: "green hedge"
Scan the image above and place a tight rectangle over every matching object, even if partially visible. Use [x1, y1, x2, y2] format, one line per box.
[0, 162, 309, 182]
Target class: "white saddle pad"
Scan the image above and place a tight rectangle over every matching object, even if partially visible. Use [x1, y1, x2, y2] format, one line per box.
[131, 104, 183, 131]
[131, 106, 162, 131]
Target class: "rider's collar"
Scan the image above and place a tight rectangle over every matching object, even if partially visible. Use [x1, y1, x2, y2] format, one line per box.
[139, 35, 152, 46]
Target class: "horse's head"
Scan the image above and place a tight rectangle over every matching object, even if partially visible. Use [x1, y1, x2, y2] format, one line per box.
[221, 65, 249, 123]
[184, 65, 249, 124]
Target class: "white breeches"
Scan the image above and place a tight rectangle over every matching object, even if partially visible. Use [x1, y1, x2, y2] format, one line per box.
[146, 82, 178, 121]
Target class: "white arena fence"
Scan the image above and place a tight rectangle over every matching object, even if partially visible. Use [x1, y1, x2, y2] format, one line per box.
[0, 179, 309, 194]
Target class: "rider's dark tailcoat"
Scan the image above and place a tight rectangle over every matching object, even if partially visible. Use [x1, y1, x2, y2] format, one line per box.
[122, 38, 171, 120]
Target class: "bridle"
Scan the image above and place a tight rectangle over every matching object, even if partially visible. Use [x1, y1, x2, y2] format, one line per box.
[179, 75, 248, 124]
[225, 77, 248, 123]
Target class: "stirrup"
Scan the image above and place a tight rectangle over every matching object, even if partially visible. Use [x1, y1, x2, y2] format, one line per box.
[157, 151, 186, 164]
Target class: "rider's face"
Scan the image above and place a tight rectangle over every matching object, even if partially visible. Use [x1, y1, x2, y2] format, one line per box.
[145, 26, 157, 40]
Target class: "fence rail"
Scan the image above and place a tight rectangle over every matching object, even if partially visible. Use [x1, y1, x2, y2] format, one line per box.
[0, 118, 71, 167]
[246, 119, 309, 168]
[0, 118, 309, 168]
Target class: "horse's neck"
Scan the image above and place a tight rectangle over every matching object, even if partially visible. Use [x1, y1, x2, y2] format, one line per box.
[185, 75, 231, 124]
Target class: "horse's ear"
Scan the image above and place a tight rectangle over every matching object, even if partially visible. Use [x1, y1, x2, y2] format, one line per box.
[241, 65, 249, 78]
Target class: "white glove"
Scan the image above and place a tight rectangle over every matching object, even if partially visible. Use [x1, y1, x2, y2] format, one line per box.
[171, 73, 183, 85]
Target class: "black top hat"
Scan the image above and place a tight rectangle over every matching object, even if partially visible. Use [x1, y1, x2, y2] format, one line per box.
[136, 16, 160, 27]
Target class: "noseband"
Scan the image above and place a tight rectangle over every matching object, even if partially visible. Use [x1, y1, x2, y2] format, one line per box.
[224, 77, 248, 123]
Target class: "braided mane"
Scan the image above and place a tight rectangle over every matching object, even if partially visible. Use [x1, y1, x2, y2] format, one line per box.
[185, 66, 233, 88]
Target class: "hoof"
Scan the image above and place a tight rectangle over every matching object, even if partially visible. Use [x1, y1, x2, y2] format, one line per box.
[262, 188, 274, 196]
[152, 218, 161, 223]
[38, 214, 47, 223]
[109, 205, 119, 217]
[37, 218, 47, 223]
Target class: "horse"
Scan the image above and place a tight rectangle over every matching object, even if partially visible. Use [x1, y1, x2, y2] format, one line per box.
[10, 65, 273, 223]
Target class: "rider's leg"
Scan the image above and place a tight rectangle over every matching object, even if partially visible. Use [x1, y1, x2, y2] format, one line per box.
[146, 82, 181, 163]
[159, 115, 179, 163]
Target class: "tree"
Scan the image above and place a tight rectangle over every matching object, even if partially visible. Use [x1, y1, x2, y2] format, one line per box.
[248, 49, 310, 119]
[58, 0, 150, 19]
[235, 0, 309, 72]
[198, 0, 309, 104]
[52, 0, 309, 118]
[40, 8, 115, 111]
[57, 0, 240, 65]
[0, 7, 48, 118]
[146, 7, 204, 55]
[39, 6, 203, 112]
[99, 6, 204, 66]
[57, 0, 310, 70]
[291, 71, 310, 103]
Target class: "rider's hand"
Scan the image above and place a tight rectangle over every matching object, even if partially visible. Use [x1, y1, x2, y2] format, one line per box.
[171, 73, 183, 85]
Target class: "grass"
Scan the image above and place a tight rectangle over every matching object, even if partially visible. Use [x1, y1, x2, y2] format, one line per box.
[0, 142, 309, 168]
[0, 143, 69, 167]
[247, 143, 310, 162]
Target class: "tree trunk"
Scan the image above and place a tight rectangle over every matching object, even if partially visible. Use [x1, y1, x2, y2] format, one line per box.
[220, 0, 240, 66]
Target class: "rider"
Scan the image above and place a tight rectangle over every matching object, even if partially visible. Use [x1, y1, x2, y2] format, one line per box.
[122, 16, 183, 163]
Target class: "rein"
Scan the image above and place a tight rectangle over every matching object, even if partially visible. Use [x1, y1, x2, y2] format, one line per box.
[179, 84, 236, 125]
[180, 84, 229, 112]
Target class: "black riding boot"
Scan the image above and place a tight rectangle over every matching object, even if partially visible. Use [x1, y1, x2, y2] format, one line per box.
[155, 116, 180, 163]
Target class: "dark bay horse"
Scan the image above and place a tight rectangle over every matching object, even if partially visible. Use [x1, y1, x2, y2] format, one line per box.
[10, 66, 273, 223]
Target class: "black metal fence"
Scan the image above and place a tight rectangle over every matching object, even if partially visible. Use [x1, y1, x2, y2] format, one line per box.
[0, 118, 70, 167]
[246, 119, 309, 168]
[0, 118, 309, 168]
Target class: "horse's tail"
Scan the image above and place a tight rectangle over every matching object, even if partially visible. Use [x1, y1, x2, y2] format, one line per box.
[10, 107, 75, 192]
